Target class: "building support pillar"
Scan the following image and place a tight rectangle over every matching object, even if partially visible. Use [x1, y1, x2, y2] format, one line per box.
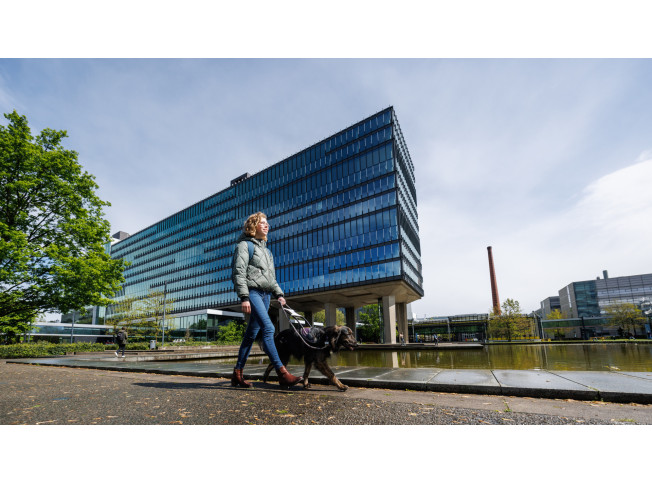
[324, 303, 337, 327]
[396, 302, 408, 343]
[382, 295, 397, 344]
[345, 307, 356, 332]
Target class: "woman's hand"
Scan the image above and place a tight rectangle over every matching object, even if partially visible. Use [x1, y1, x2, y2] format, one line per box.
[241, 300, 251, 314]
[277, 296, 286, 306]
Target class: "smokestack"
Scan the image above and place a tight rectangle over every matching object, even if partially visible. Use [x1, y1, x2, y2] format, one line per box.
[603, 270, 609, 279]
[487, 246, 501, 315]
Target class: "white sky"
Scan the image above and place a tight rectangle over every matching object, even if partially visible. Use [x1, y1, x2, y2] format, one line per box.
[2, 2, 652, 320]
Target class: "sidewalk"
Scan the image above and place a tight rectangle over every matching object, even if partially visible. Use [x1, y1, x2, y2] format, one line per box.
[7, 350, 652, 404]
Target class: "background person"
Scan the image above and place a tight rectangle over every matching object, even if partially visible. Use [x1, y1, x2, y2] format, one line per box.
[230, 212, 303, 388]
[115, 327, 127, 358]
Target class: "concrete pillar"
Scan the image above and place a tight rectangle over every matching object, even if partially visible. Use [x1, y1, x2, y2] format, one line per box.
[304, 311, 313, 324]
[382, 295, 396, 344]
[345, 307, 356, 331]
[324, 303, 337, 327]
[396, 303, 409, 343]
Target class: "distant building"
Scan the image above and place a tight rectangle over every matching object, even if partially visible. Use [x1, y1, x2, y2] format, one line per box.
[539, 296, 561, 319]
[555, 271, 652, 318]
[409, 314, 491, 342]
[111, 231, 131, 241]
[596, 272, 652, 314]
[559, 280, 600, 318]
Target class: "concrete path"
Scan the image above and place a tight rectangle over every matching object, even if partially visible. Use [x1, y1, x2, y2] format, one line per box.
[7, 351, 652, 404]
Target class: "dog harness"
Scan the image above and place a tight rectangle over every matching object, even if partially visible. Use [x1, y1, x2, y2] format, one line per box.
[282, 304, 331, 350]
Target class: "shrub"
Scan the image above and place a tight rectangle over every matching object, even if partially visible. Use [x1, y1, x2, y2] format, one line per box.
[106, 342, 150, 351]
[0, 342, 107, 359]
[215, 320, 246, 344]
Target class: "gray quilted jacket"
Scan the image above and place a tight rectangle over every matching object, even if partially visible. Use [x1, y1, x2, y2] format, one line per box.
[231, 234, 284, 302]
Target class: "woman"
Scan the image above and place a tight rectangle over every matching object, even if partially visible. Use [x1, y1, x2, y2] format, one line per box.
[230, 212, 303, 388]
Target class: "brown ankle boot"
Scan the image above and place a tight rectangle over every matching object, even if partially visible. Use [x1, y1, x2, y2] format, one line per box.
[231, 368, 252, 388]
[276, 366, 303, 387]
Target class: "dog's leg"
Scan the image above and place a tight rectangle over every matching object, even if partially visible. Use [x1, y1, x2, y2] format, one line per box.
[262, 363, 274, 383]
[315, 361, 348, 391]
[302, 362, 313, 389]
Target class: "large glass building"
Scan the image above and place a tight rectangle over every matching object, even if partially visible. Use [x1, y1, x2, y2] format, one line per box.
[559, 280, 600, 318]
[99, 107, 422, 342]
[596, 273, 652, 314]
[557, 271, 652, 319]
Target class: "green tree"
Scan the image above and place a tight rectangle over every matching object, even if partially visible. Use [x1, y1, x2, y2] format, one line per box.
[312, 308, 345, 326]
[546, 309, 567, 320]
[489, 298, 534, 341]
[605, 302, 646, 337]
[0, 318, 33, 344]
[105, 295, 142, 333]
[216, 319, 246, 344]
[134, 290, 175, 341]
[0, 111, 127, 331]
[357, 304, 382, 342]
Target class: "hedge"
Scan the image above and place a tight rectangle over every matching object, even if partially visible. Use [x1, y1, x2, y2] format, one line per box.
[0, 342, 107, 359]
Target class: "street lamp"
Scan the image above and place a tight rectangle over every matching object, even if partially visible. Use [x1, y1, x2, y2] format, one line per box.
[161, 281, 167, 344]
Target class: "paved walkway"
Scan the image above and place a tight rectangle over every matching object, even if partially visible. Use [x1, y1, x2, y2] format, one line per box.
[7, 349, 652, 404]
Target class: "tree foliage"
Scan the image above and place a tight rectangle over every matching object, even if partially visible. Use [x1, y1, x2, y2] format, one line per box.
[134, 289, 175, 340]
[605, 302, 646, 337]
[357, 304, 382, 342]
[489, 298, 534, 341]
[216, 319, 246, 344]
[105, 290, 175, 340]
[104, 295, 142, 337]
[0, 111, 127, 328]
[0, 319, 34, 344]
[545, 309, 567, 320]
[312, 308, 345, 326]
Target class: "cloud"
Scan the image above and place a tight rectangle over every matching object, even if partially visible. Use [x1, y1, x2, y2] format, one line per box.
[412, 152, 652, 317]
[573, 154, 652, 235]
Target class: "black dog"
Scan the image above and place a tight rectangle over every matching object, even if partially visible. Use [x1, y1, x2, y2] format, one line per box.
[263, 325, 358, 391]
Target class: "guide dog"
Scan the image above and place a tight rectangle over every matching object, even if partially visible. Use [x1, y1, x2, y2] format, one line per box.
[263, 325, 358, 391]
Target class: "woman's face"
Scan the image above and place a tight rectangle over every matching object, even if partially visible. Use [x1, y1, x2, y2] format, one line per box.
[255, 218, 269, 239]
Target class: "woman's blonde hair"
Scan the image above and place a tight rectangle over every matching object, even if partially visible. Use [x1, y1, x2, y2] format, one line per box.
[243, 212, 268, 240]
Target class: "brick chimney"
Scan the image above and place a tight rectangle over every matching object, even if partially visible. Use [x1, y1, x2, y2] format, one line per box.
[487, 246, 501, 315]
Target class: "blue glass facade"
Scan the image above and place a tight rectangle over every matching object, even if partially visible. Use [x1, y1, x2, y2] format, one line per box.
[105, 107, 422, 326]
[559, 280, 601, 318]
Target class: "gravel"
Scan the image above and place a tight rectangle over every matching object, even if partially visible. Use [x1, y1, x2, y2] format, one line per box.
[1, 361, 647, 425]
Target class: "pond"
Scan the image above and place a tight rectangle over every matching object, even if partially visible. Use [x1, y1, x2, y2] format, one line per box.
[330, 344, 652, 371]
[207, 343, 652, 371]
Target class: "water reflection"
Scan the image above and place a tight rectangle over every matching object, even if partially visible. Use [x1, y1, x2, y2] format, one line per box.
[193, 343, 652, 371]
[329, 344, 652, 371]
[391, 351, 398, 368]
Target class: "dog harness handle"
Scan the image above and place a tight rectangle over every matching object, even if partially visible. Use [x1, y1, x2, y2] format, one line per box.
[281, 303, 330, 350]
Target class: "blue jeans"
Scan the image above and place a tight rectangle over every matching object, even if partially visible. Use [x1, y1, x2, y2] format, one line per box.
[235, 289, 283, 370]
